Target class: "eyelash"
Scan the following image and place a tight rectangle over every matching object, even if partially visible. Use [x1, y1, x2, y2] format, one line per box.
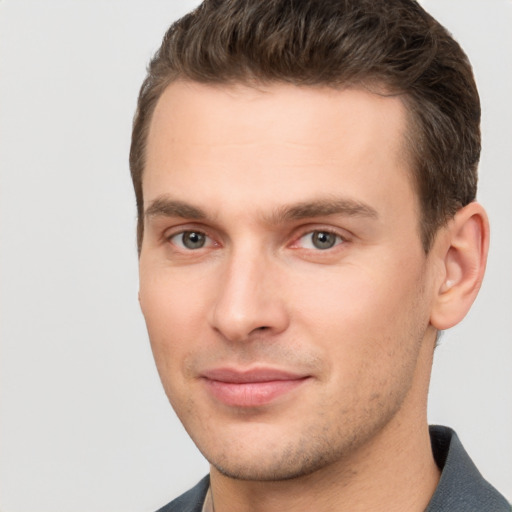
[293, 229, 346, 251]
[164, 227, 348, 253]
[166, 229, 216, 250]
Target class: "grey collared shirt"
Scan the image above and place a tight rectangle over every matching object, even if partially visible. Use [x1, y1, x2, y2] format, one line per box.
[425, 425, 510, 511]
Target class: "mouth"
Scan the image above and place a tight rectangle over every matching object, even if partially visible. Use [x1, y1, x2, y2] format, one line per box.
[200, 367, 310, 407]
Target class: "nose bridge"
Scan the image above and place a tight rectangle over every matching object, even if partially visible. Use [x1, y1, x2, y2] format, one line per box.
[210, 240, 288, 342]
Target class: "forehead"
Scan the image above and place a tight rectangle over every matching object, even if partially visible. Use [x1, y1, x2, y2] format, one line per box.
[147, 80, 409, 154]
[143, 81, 416, 222]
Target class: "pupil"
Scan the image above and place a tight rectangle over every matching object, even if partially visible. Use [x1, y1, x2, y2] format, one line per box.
[183, 231, 205, 249]
[313, 231, 335, 249]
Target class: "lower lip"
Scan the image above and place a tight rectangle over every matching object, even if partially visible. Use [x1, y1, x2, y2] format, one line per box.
[203, 378, 308, 407]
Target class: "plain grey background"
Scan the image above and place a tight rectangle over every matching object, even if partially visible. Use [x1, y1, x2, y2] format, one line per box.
[0, 1, 510, 511]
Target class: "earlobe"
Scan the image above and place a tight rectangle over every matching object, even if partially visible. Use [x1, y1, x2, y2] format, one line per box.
[430, 202, 489, 330]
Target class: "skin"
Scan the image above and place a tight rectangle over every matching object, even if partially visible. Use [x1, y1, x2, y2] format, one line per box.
[138, 81, 489, 512]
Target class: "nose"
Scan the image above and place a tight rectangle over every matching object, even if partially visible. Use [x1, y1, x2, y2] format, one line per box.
[209, 246, 290, 343]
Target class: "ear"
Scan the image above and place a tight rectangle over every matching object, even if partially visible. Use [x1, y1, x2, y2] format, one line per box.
[430, 202, 489, 330]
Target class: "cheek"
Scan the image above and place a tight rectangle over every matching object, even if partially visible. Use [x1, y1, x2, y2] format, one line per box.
[291, 258, 428, 363]
[139, 269, 210, 377]
[140, 260, 212, 324]
[293, 264, 407, 329]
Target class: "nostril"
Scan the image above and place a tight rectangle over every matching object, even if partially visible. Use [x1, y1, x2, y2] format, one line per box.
[246, 325, 271, 338]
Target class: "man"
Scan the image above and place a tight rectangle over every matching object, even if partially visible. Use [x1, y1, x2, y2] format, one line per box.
[130, 0, 510, 510]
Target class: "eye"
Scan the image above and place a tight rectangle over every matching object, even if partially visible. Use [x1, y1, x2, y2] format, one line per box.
[169, 230, 210, 250]
[297, 230, 344, 250]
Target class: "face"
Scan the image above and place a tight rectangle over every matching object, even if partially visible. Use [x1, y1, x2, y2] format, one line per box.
[139, 82, 438, 481]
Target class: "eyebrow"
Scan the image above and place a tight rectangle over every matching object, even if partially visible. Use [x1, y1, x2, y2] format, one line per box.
[144, 195, 378, 223]
[270, 197, 379, 223]
[144, 197, 207, 220]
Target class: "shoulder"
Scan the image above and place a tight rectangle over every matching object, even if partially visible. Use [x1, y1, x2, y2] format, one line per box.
[426, 425, 511, 512]
[155, 475, 210, 512]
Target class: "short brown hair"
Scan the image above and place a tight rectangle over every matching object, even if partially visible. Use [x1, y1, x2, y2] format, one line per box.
[130, 0, 480, 253]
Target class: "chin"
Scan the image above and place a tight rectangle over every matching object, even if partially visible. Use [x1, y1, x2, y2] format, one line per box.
[211, 455, 333, 482]
[201, 428, 351, 482]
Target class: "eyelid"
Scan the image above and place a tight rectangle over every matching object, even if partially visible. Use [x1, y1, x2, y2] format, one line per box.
[289, 225, 351, 250]
[171, 231, 212, 249]
[160, 222, 351, 252]
[163, 224, 219, 249]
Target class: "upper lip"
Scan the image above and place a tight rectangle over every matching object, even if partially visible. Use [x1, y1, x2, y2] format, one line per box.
[201, 367, 308, 383]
